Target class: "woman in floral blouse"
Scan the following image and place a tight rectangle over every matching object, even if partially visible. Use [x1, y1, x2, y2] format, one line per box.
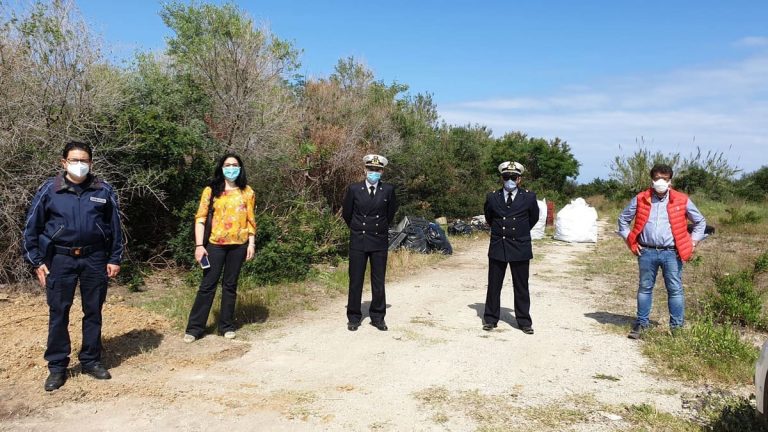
[184, 153, 256, 342]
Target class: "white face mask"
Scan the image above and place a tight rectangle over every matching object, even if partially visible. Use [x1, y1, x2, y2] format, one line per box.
[652, 178, 670, 194]
[503, 179, 517, 192]
[67, 162, 90, 180]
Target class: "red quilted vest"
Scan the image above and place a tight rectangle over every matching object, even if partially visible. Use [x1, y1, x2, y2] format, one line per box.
[626, 188, 693, 261]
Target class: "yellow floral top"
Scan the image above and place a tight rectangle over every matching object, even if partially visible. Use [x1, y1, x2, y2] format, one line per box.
[195, 186, 256, 245]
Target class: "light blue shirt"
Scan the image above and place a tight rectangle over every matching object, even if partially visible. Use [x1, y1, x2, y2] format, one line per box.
[617, 190, 706, 247]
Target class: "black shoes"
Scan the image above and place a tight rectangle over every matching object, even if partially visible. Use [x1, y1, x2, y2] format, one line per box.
[370, 321, 388, 331]
[81, 363, 112, 380]
[44, 364, 110, 391]
[628, 324, 646, 340]
[348, 321, 387, 331]
[44, 372, 67, 391]
[482, 323, 533, 334]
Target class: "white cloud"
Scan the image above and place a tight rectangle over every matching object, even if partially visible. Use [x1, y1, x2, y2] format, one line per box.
[439, 48, 768, 182]
[735, 36, 768, 48]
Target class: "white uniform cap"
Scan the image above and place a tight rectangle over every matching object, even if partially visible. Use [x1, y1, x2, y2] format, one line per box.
[498, 161, 525, 175]
[363, 154, 388, 168]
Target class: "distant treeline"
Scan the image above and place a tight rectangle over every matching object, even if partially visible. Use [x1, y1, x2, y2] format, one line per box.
[1, 1, 765, 286]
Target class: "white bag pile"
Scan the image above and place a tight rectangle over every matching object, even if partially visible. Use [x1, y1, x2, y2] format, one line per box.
[531, 199, 548, 240]
[553, 198, 598, 243]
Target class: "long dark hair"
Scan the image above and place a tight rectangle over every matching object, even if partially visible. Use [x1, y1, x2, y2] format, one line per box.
[210, 153, 248, 197]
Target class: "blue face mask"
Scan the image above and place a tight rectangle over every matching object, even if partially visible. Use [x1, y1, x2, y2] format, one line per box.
[503, 179, 517, 191]
[367, 171, 382, 184]
[223, 166, 241, 181]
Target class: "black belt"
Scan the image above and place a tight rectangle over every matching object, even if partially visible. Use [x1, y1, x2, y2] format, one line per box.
[639, 243, 676, 251]
[53, 244, 104, 258]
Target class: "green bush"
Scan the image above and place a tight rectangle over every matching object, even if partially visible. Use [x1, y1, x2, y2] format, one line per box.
[705, 271, 764, 328]
[734, 166, 768, 201]
[242, 203, 347, 286]
[644, 320, 758, 383]
[574, 177, 632, 201]
[755, 251, 768, 275]
[720, 207, 762, 225]
[168, 198, 203, 268]
[169, 197, 347, 286]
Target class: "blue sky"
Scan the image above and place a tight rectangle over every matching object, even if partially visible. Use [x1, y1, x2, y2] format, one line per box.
[74, 0, 768, 181]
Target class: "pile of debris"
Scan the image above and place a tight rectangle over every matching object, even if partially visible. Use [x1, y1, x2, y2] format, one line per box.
[388, 216, 453, 254]
[447, 216, 489, 236]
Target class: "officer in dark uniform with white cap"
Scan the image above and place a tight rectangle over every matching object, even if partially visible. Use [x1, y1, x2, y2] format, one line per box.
[482, 161, 539, 334]
[342, 154, 398, 331]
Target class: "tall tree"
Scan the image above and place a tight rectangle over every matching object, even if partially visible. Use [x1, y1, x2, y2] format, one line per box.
[161, 1, 301, 156]
[490, 132, 580, 193]
[300, 57, 406, 210]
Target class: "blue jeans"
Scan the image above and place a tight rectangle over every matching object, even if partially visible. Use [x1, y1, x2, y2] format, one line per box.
[635, 248, 684, 328]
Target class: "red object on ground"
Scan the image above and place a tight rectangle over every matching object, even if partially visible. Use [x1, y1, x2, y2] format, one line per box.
[546, 201, 555, 226]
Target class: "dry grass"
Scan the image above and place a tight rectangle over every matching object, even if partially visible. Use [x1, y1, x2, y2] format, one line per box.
[412, 386, 703, 431]
[397, 328, 447, 346]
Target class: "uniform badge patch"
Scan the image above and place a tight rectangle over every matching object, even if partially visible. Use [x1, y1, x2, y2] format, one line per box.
[90, 197, 107, 203]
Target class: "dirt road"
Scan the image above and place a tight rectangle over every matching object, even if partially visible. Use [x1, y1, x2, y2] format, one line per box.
[1, 234, 705, 431]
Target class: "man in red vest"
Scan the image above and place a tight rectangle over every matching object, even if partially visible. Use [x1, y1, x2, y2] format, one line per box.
[618, 164, 706, 339]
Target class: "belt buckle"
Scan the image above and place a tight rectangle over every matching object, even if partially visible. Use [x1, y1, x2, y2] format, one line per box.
[71, 247, 82, 257]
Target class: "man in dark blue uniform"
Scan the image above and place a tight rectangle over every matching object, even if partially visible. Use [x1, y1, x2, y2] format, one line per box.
[342, 154, 398, 331]
[483, 161, 539, 334]
[23, 141, 124, 391]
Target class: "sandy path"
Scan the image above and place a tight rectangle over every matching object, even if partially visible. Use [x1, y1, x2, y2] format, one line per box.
[2, 233, 700, 431]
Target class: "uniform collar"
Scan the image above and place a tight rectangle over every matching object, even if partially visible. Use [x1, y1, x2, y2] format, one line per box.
[53, 173, 104, 192]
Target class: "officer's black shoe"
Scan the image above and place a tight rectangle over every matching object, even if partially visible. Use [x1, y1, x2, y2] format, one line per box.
[44, 372, 66, 391]
[520, 326, 534, 335]
[370, 321, 388, 331]
[482, 323, 497, 331]
[81, 363, 111, 380]
[347, 321, 361, 331]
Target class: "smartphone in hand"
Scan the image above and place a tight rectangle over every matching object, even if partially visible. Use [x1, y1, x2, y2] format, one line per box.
[200, 255, 211, 269]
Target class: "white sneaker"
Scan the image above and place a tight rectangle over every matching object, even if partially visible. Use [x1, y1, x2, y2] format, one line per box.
[183, 334, 196, 343]
[224, 331, 236, 340]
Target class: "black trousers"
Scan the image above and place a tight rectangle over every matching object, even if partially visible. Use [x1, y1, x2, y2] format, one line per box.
[185, 243, 247, 338]
[484, 258, 532, 327]
[347, 249, 388, 323]
[44, 250, 109, 373]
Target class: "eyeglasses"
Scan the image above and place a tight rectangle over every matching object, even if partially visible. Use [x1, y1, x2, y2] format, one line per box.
[501, 173, 520, 181]
[66, 158, 91, 164]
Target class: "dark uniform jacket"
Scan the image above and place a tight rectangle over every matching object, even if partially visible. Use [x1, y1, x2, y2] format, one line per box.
[342, 181, 398, 252]
[22, 173, 124, 266]
[484, 188, 539, 262]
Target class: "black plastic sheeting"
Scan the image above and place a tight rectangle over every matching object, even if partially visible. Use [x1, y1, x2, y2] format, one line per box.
[388, 216, 453, 254]
[447, 216, 489, 236]
[448, 220, 474, 235]
[425, 222, 452, 255]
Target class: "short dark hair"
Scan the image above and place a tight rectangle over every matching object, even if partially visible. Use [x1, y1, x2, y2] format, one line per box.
[650, 164, 673, 179]
[62, 141, 92, 160]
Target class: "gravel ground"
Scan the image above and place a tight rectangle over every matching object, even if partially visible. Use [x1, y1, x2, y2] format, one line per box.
[0, 231, 708, 431]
